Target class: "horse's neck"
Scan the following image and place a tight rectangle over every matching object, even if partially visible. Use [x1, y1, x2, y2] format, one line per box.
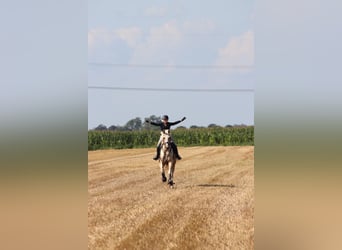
[161, 129, 171, 135]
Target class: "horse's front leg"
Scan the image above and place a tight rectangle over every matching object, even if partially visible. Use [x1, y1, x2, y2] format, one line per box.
[167, 161, 175, 185]
[160, 161, 166, 182]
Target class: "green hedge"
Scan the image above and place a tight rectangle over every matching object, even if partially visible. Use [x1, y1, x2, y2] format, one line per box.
[88, 127, 254, 150]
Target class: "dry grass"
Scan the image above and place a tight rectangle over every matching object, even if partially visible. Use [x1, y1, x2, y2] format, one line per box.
[88, 146, 254, 249]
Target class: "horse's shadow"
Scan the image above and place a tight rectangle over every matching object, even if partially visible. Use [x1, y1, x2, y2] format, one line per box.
[197, 184, 235, 188]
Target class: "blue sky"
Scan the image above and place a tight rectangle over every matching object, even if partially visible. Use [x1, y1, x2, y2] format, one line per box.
[88, 1, 255, 129]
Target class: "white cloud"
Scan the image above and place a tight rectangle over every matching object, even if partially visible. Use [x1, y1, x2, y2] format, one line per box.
[88, 28, 113, 59]
[88, 29, 99, 50]
[88, 28, 116, 50]
[88, 27, 142, 54]
[182, 19, 216, 33]
[130, 21, 182, 64]
[88, 30, 95, 49]
[144, 6, 167, 17]
[90, 20, 255, 71]
[115, 27, 142, 48]
[216, 31, 254, 66]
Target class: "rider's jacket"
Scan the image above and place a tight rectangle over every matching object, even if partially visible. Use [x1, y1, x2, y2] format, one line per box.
[149, 120, 182, 131]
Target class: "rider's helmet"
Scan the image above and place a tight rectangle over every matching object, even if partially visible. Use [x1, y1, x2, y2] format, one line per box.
[162, 115, 169, 121]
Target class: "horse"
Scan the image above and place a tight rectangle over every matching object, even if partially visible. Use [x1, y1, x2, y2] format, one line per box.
[159, 129, 177, 187]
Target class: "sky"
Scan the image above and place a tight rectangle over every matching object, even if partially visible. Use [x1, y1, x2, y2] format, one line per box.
[88, 0, 255, 129]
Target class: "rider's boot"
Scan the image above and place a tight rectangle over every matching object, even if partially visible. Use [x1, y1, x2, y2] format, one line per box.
[153, 145, 161, 160]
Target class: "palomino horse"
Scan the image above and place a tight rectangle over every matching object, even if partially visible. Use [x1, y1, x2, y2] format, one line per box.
[159, 129, 177, 187]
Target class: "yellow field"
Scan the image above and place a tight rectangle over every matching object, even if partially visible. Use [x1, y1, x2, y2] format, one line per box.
[88, 146, 254, 249]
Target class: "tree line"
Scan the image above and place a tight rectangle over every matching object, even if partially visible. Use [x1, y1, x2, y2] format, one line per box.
[90, 115, 250, 131]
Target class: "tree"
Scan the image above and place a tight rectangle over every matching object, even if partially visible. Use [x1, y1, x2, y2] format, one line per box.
[124, 117, 142, 131]
[108, 125, 117, 131]
[175, 126, 187, 130]
[233, 124, 247, 128]
[208, 123, 221, 128]
[94, 124, 107, 131]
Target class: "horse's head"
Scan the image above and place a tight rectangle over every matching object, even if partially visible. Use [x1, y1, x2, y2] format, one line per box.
[161, 132, 171, 149]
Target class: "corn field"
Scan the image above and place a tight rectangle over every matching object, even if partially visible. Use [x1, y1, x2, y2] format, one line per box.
[88, 126, 254, 150]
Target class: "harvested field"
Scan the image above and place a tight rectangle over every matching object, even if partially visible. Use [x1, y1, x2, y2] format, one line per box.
[88, 146, 254, 249]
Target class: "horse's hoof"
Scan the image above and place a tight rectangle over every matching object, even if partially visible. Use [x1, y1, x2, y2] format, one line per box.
[162, 174, 167, 182]
[168, 180, 174, 186]
[168, 182, 175, 189]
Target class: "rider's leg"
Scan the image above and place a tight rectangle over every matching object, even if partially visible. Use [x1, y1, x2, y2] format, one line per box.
[171, 142, 182, 160]
[153, 143, 161, 160]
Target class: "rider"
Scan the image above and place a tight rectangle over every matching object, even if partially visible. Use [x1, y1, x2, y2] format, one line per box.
[145, 115, 186, 160]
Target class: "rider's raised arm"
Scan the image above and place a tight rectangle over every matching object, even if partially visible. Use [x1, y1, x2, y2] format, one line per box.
[146, 120, 162, 126]
[168, 117, 186, 126]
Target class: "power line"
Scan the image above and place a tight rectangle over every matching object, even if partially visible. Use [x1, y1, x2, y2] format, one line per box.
[88, 62, 254, 69]
[88, 30, 233, 37]
[88, 86, 254, 92]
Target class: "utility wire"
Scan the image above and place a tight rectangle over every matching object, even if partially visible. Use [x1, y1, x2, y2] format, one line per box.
[88, 30, 234, 37]
[88, 86, 254, 92]
[88, 62, 254, 69]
